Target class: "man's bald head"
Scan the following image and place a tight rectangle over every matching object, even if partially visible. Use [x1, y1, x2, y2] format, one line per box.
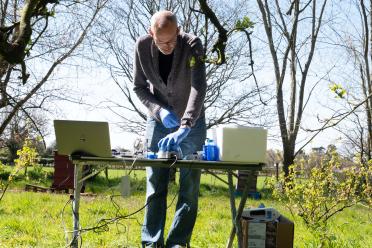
[150, 10, 178, 33]
[149, 10, 179, 55]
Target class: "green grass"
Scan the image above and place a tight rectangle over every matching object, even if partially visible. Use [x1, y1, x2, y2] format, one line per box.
[0, 167, 371, 247]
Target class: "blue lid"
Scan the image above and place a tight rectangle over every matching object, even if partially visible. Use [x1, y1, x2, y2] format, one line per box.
[147, 153, 157, 159]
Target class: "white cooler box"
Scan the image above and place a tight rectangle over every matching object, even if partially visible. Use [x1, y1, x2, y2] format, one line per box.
[216, 126, 267, 163]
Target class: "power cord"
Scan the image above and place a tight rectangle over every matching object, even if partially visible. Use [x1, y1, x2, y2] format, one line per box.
[62, 155, 197, 245]
[61, 198, 72, 244]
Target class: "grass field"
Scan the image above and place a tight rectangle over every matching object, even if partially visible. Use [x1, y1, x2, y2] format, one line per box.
[0, 167, 371, 247]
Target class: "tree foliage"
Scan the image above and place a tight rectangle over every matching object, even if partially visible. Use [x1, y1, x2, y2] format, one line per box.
[0, 0, 58, 64]
[0, 0, 107, 139]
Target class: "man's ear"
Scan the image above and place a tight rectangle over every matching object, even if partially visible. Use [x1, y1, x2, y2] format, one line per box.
[149, 28, 153, 36]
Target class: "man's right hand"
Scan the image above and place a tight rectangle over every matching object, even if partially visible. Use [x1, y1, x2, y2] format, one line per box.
[159, 108, 180, 128]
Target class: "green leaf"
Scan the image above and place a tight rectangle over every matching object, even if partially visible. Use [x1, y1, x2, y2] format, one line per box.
[329, 83, 346, 99]
[235, 16, 255, 30]
[189, 56, 196, 67]
[48, 10, 56, 17]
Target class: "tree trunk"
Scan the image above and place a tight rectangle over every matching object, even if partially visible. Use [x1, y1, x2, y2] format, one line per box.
[366, 105, 372, 161]
[275, 162, 279, 181]
[6, 140, 21, 164]
[282, 141, 295, 177]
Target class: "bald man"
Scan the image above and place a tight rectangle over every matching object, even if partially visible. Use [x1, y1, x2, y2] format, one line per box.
[133, 10, 207, 248]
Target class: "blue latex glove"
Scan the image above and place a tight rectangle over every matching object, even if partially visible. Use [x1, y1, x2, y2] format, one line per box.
[158, 127, 191, 151]
[159, 108, 179, 128]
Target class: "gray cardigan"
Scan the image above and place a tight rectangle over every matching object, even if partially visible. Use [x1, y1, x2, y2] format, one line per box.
[133, 32, 206, 127]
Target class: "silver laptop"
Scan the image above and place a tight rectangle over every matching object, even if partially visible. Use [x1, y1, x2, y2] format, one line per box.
[54, 120, 112, 157]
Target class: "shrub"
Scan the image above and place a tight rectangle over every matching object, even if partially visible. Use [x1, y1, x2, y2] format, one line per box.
[27, 164, 48, 181]
[269, 151, 371, 245]
[13, 138, 39, 180]
[0, 161, 6, 191]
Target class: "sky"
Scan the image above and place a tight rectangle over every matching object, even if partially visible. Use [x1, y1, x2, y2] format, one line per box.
[42, 0, 362, 155]
[44, 64, 344, 154]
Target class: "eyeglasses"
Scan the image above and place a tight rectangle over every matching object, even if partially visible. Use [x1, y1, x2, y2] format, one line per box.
[153, 28, 179, 47]
[154, 35, 177, 46]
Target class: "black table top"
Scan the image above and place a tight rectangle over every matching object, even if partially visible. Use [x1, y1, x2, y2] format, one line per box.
[70, 156, 264, 171]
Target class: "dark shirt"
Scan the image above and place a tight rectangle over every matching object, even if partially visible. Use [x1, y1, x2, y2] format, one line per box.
[158, 51, 174, 85]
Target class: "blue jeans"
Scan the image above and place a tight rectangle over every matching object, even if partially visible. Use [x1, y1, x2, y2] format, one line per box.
[142, 116, 206, 248]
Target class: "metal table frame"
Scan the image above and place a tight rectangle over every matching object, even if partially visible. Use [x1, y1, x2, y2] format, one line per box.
[69, 156, 263, 248]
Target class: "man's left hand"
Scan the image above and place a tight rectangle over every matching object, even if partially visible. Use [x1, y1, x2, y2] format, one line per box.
[158, 127, 191, 151]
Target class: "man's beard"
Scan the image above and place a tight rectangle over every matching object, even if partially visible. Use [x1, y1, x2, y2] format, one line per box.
[158, 47, 174, 55]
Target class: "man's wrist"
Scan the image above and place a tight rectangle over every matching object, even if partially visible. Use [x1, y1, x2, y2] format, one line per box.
[155, 106, 164, 120]
[159, 107, 167, 119]
[180, 119, 192, 129]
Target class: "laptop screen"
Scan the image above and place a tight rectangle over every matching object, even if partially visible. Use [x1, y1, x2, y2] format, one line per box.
[54, 120, 112, 157]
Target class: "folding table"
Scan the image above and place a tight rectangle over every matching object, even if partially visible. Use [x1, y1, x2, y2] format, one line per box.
[69, 156, 263, 248]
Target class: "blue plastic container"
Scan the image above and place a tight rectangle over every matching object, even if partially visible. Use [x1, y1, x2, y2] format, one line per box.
[204, 139, 219, 161]
[214, 145, 219, 161]
[206, 145, 214, 161]
[202, 144, 207, 160]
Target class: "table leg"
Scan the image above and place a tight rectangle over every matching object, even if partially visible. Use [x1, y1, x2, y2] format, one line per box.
[71, 164, 83, 248]
[235, 174, 251, 247]
[226, 170, 255, 248]
[226, 171, 237, 248]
